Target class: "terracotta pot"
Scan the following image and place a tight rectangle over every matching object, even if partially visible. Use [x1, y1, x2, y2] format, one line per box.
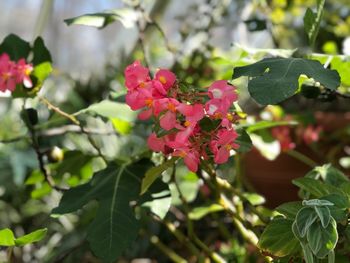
[243, 112, 350, 208]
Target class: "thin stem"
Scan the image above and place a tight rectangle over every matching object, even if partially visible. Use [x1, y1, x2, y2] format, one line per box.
[286, 149, 318, 168]
[39, 96, 108, 163]
[149, 235, 187, 263]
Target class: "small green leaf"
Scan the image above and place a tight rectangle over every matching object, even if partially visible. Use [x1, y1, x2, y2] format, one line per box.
[64, 8, 138, 29]
[232, 58, 340, 105]
[302, 199, 334, 207]
[296, 207, 318, 237]
[0, 229, 15, 246]
[235, 128, 252, 153]
[245, 120, 298, 133]
[15, 228, 47, 246]
[141, 158, 178, 195]
[301, 243, 315, 263]
[314, 206, 331, 228]
[303, 0, 325, 47]
[189, 204, 224, 220]
[276, 201, 303, 219]
[32, 37, 52, 65]
[307, 218, 338, 258]
[258, 218, 301, 257]
[328, 250, 335, 263]
[78, 100, 137, 122]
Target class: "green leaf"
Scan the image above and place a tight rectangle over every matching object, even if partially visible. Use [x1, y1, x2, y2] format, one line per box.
[235, 128, 252, 153]
[15, 228, 47, 246]
[140, 180, 171, 219]
[328, 249, 335, 263]
[258, 218, 301, 257]
[301, 243, 315, 263]
[313, 164, 349, 187]
[64, 8, 138, 29]
[32, 37, 52, 65]
[276, 201, 303, 219]
[303, 0, 325, 47]
[307, 218, 338, 258]
[189, 204, 224, 220]
[242, 192, 265, 206]
[0, 229, 15, 246]
[53, 160, 151, 262]
[293, 178, 336, 198]
[140, 158, 178, 195]
[0, 34, 30, 61]
[302, 199, 334, 207]
[78, 100, 137, 123]
[296, 207, 318, 238]
[232, 58, 340, 105]
[314, 206, 331, 228]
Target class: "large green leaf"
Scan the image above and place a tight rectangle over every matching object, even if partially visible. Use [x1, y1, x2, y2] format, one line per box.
[64, 8, 138, 29]
[258, 218, 301, 257]
[307, 218, 338, 258]
[32, 37, 52, 65]
[232, 58, 340, 105]
[52, 160, 166, 262]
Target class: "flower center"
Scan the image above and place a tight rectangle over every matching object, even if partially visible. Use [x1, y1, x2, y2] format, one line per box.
[224, 144, 232, 151]
[159, 76, 167, 84]
[184, 120, 191, 127]
[167, 103, 176, 112]
[226, 113, 233, 121]
[145, 98, 153, 107]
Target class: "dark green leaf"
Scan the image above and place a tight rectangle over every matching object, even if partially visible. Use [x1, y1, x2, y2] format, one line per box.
[296, 207, 318, 237]
[140, 158, 178, 195]
[232, 58, 340, 105]
[32, 37, 52, 65]
[258, 218, 301, 257]
[235, 128, 252, 153]
[53, 160, 151, 262]
[307, 218, 338, 258]
[0, 34, 30, 61]
[276, 201, 303, 219]
[301, 243, 315, 263]
[293, 178, 337, 198]
[15, 228, 47, 246]
[303, 0, 325, 47]
[314, 206, 331, 228]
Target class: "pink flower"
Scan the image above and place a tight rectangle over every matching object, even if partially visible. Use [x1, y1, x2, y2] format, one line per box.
[155, 69, 176, 90]
[124, 60, 151, 90]
[302, 125, 322, 145]
[153, 98, 180, 130]
[125, 86, 153, 111]
[172, 145, 200, 172]
[177, 103, 204, 127]
[147, 132, 166, 153]
[208, 80, 237, 103]
[271, 126, 295, 151]
[210, 129, 239, 164]
[205, 98, 231, 117]
[16, 58, 33, 88]
[0, 53, 17, 92]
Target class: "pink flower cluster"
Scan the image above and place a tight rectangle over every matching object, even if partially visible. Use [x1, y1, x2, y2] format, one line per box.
[124, 61, 240, 172]
[0, 53, 33, 92]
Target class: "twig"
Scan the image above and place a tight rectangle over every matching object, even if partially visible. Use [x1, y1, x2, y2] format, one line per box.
[39, 96, 108, 163]
[22, 104, 67, 192]
[148, 234, 187, 263]
[286, 149, 318, 168]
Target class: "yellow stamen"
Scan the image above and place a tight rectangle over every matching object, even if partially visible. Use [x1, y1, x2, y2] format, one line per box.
[159, 76, 167, 84]
[145, 98, 153, 107]
[178, 151, 187, 157]
[184, 120, 191, 127]
[226, 113, 234, 121]
[224, 144, 232, 151]
[139, 82, 146, 88]
[167, 103, 176, 112]
[214, 112, 222, 119]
